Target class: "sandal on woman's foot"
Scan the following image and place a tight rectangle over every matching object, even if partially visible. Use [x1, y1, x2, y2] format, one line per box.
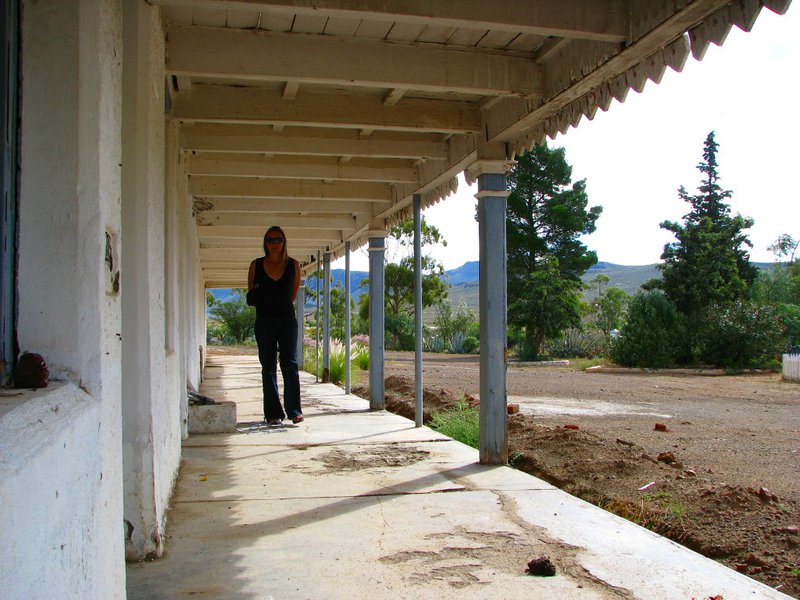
[267, 418, 283, 427]
[291, 414, 304, 424]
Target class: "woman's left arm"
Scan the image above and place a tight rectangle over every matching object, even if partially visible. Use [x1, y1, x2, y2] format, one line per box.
[291, 258, 301, 301]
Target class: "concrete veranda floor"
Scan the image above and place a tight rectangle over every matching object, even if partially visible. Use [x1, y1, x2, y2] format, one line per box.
[126, 354, 791, 599]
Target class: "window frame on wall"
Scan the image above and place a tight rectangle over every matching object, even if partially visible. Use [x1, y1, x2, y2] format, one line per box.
[0, 0, 20, 385]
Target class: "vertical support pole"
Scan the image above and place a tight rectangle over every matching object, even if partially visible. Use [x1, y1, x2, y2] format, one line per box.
[315, 250, 320, 382]
[296, 277, 305, 369]
[322, 251, 331, 383]
[413, 194, 423, 427]
[368, 233, 385, 409]
[475, 168, 510, 464]
[344, 240, 352, 394]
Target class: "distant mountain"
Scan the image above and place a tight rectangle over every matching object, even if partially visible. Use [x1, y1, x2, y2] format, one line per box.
[307, 270, 369, 301]
[581, 262, 660, 296]
[443, 261, 479, 285]
[213, 260, 778, 313]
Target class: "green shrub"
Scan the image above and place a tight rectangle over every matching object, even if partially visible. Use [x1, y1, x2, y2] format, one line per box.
[611, 291, 688, 368]
[429, 400, 480, 449]
[695, 300, 786, 368]
[351, 343, 370, 370]
[303, 339, 370, 383]
[433, 301, 479, 353]
[385, 312, 415, 350]
[507, 325, 525, 353]
[778, 303, 800, 347]
[461, 336, 479, 354]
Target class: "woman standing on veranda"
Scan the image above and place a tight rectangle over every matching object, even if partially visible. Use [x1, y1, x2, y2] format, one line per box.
[247, 226, 304, 425]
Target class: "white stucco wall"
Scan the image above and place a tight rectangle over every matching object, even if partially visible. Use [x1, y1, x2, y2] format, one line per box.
[4, 0, 126, 598]
[120, 0, 182, 561]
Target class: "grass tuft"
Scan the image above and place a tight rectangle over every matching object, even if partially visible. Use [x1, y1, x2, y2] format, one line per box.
[429, 400, 480, 449]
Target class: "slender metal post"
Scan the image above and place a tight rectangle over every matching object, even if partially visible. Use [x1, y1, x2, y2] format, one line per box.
[368, 235, 385, 409]
[322, 251, 331, 383]
[477, 172, 509, 464]
[413, 194, 423, 427]
[296, 278, 305, 369]
[315, 250, 320, 382]
[344, 241, 352, 394]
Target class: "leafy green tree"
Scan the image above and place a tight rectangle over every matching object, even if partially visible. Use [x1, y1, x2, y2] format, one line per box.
[357, 216, 449, 350]
[751, 265, 797, 305]
[594, 286, 631, 336]
[611, 291, 688, 368]
[695, 301, 785, 368]
[433, 301, 478, 353]
[506, 144, 602, 359]
[768, 234, 800, 263]
[762, 234, 800, 304]
[658, 132, 757, 320]
[753, 233, 800, 349]
[207, 289, 256, 344]
[384, 218, 448, 316]
[305, 279, 354, 341]
[588, 274, 610, 298]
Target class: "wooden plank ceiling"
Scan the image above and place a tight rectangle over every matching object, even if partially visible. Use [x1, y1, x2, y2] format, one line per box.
[153, 0, 792, 287]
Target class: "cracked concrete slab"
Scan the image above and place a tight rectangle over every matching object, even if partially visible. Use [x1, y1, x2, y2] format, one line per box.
[126, 355, 791, 600]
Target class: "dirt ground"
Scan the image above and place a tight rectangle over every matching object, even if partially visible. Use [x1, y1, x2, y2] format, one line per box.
[209, 345, 799, 596]
[351, 351, 800, 597]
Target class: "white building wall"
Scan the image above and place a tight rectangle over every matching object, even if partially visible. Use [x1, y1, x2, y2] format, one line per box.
[122, 0, 181, 560]
[182, 179, 206, 391]
[120, 0, 181, 561]
[1, 0, 126, 598]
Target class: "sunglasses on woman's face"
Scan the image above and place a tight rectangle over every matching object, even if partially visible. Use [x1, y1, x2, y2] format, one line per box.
[266, 237, 285, 244]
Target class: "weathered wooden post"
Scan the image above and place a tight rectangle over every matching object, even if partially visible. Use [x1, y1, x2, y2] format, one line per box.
[469, 149, 512, 464]
[368, 231, 386, 409]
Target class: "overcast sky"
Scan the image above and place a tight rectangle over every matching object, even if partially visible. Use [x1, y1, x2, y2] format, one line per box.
[338, 6, 798, 272]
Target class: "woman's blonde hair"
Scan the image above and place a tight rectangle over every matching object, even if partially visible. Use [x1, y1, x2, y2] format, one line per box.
[263, 226, 288, 263]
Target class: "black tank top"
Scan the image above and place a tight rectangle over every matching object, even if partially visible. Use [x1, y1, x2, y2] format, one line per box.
[253, 256, 296, 318]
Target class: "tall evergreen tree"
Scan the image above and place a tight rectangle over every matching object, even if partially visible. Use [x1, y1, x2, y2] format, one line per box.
[658, 131, 757, 319]
[506, 144, 602, 359]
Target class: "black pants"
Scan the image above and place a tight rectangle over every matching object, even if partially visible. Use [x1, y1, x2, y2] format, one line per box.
[254, 314, 302, 420]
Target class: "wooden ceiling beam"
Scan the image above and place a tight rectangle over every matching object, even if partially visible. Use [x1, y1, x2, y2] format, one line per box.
[181, 124, 448, 161]
[171, 84, 481, 135]
[198, 225, 349, 242]
[167, 25, 544, 97]
[195, 197, 379, 214]
[185, 153, 418, 183]
[197, 213, 357, 230]
[153, 0, 628, 42]
[189, 176, 394, 203]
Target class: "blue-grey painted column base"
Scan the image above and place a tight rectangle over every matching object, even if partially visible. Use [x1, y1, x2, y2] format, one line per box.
[477, 172, 508, 465]
[368, 236, 385, 410]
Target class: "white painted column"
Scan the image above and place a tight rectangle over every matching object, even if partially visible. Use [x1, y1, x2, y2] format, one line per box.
[469, 156, 512, 465]
[368, 232, 386, 409]
[120, 0, 177, 560]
